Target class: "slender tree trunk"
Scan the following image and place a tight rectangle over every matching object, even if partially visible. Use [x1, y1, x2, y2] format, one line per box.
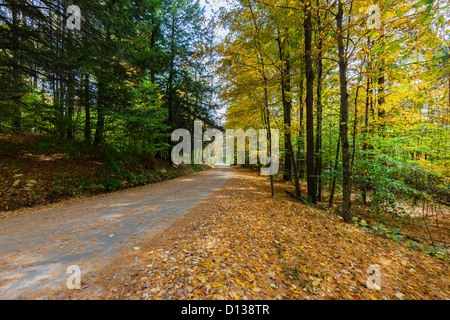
[150, 16, 158, 83]
[12, 6, 23, 131]
[266, 99, 274, 197]
[362, 72, 371, 205]
[329, 137, 341, 208]
[66, 72, 75, 139]
[304, 1, 316, 203]
[315, 2, 325, 201]
[167, 12, 176, 127]
[277, 30, 300, 197]
[285, 56, 294, 182]
[56, 5, 65, 137]
[58, 75, 66, 136]
[336, 0, 352, 222]
[297, 71, 305, 180]
[247, 0, 274, 196]
[94, 76, 105, 146]
[277, 31, 292, 182]
[362, 36, 373, 206]
[351, 85, 360, 172]
[84, 75, 91, 143]
[377, 32, 385, 123]
[94, 112, 105, 146]
[378, 65, 385, 131]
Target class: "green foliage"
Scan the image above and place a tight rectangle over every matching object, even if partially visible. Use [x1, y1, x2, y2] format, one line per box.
[0, 0, 218, 155]
[352, 146, 446, 220]
[103, 177, 124, 191]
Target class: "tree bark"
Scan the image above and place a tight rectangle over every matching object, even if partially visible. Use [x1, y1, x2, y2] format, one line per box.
[277, 29, 300, 197]
[328, 137, 340, 208]
[94, 76, 105, 146]
[276, 31, 292, 182]
[84, 74, 91, 143]
[336, 0, 352, 222]
[297, 70, 305, 180]
[66, 71, 75, 139]
[12, 5, 23, 131]
[314, 1, 325, 201]
[304, 1, 316, 203]
[247, 0, 274, 196]
[167, 11, 176, 127]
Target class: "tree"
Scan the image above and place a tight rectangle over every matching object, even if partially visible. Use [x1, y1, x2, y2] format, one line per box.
[304, 0, 316, 203]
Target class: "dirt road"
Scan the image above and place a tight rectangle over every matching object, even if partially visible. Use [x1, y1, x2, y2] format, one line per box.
[0, 165, 233, 299]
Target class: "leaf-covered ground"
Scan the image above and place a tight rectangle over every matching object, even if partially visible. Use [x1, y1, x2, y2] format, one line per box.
[68, 167, 450, 300]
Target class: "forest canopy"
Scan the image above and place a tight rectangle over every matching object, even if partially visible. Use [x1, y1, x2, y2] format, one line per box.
[0, 0, 219, 156]
[215, 0, 449, 221]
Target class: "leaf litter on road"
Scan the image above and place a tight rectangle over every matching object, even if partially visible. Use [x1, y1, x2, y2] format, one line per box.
[68, 167, 450, 300]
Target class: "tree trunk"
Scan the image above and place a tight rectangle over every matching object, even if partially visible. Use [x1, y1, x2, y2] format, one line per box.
[12, 6, 23, 131]
[351, 84, 360, 172]
[276, 31, 292, 182]
[304, 1, 316, 203]
[336, 0, 352, 222]
[84, 75, 91, 143]
[277, 30, 300, 197]
[150, 16, 158, 83]
[362, 70, 371, 205]
[328, 137, 341, 208]
[167, 12, 176, 127]
[94, 77, 105, 146]
[314, 2, 325, 201]
[247, 0, 274, 196]
[66, 72, 75, 139]
[297, 71, 305, 180]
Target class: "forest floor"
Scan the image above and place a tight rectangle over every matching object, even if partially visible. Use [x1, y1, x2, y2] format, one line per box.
[0, 133, 209, 214]
[66, 166, 450, 300]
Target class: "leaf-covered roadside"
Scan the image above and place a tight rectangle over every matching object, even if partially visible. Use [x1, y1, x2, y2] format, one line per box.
[68, 167, 449, 300]
[0, 133, 209, 214]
